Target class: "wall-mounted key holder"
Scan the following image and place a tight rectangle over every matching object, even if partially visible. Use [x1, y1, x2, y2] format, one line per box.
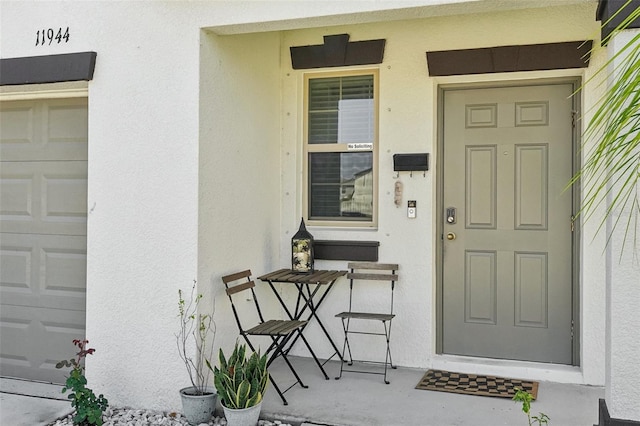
[393, 153, 429, 177]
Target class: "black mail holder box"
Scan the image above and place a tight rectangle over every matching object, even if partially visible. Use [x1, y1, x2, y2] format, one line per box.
[393, 153, 429, 172]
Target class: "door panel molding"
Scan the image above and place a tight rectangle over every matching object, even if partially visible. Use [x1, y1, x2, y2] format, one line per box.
[464, 250, 497, 325]
[465, 145, 497, 229]
[514, 251, 549, 328]
[515, 144, 549, 230]
[515, 101, 549, 127]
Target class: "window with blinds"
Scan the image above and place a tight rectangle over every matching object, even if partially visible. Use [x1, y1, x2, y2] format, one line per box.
[304, 71, 378, 226]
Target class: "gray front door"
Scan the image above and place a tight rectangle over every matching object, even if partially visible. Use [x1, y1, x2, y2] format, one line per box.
[441, 83, 574, 364]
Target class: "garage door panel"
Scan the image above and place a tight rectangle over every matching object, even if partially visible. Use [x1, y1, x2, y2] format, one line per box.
[0, 304, 85, 384]
[0, 161, 87, 236]
[43, 171, 88, 223]
[1, 98, 88, 161]
[0, 244, 31, 292]
[1, 97, 87, 383]
[1, 233, 87, 311]
[47, 103, 89, 146]
[0, 104, 35, 145]
[0, 174, 33, 221]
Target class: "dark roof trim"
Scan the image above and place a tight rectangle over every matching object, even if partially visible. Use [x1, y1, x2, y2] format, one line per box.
[290, 34, 385, 69]
[597, 0, 640, 45]
[426, 41, 592, 77]
[0, 52, 97, 86]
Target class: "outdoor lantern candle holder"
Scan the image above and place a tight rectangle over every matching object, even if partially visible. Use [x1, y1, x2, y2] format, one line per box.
[292, 218, 314, 273]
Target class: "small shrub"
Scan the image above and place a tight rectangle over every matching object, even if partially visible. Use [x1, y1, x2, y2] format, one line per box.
[56, 339, 109, 426]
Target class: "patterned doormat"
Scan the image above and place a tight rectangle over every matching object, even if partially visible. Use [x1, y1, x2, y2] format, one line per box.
[416, 369, 538, 399]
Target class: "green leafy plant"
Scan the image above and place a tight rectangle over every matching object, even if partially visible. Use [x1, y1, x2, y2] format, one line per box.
[56, 339, 109, 426]
[570, 0, 640, 251]
[513, 388, 550, 426]
[176, 280, 216, 395]
[213, 342, 268, 409]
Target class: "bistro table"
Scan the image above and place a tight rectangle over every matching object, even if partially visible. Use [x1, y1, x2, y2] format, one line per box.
[258, 268, 347, 380]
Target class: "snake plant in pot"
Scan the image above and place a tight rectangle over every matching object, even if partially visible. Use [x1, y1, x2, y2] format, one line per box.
[213, 342, 268, 426]
[176, 282, 217, 425]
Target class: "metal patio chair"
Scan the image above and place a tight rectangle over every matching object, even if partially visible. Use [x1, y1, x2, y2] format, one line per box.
[335, 262, 399, 384]
[221, 269, 315, 405]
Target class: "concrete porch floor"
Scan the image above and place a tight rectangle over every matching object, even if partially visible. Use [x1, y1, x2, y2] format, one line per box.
[262, 356, 604, 426]
[1, 357, 604, 426]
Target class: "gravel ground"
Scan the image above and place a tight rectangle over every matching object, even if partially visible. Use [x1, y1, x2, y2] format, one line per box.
[48, 407, 293, 426]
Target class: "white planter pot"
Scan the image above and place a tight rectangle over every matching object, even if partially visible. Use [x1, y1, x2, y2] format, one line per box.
[222, 401, 262, 426]
[179, 386, 217, 425]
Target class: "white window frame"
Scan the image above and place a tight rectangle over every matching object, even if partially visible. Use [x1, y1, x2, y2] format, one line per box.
[303, 69, 379, 228]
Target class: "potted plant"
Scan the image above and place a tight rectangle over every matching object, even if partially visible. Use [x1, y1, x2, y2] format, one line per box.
[176, 281, 217, 425]
[213, 342, 268, 426]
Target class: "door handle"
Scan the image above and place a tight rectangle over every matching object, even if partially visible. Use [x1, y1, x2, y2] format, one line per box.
[447, 232, 456, 241]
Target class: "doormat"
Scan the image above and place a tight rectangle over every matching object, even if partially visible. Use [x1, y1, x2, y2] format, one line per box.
[415, 369, 538, 399]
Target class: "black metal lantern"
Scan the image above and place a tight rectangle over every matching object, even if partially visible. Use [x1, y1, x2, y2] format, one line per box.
[291, 218, 314, 273]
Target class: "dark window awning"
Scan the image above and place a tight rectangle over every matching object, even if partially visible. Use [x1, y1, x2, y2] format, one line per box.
[426, 41, 592, 77]
[1, 51, 97, 86]
[290, 34, 385, 70]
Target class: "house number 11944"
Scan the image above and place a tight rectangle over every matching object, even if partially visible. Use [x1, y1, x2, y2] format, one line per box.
[35, 27, 70, 46]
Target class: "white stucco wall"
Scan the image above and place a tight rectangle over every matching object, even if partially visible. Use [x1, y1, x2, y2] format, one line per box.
[1, 0, 210, 412]
[197, 29, 283, 356]
[1, 0, 615, 414]
[604, 28, 640, 422]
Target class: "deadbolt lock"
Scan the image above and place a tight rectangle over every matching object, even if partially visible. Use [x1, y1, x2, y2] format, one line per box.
[446, 207, 457, 224]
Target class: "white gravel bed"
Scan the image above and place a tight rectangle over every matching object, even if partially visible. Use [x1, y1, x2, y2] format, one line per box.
[48, 407, 293, 426]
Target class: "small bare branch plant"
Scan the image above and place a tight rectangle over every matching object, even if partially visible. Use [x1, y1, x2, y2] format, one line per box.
[176, 280, 216, 395]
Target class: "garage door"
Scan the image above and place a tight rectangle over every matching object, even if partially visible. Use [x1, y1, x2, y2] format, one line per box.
[1, 97, 87, 384]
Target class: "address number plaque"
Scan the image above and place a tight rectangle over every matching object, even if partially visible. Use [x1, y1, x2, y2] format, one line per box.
[35, 27, 70, 46]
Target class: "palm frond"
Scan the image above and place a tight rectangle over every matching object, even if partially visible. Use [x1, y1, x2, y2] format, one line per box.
[572, 1, 640, 254]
